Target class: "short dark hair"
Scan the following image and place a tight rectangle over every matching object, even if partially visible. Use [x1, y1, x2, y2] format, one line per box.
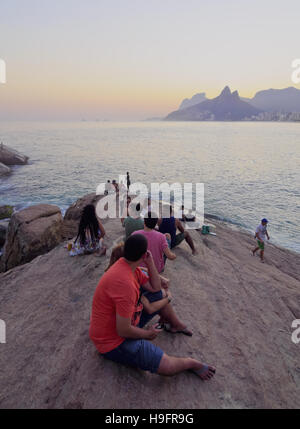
[144, 212, 158, 229]
[124, 234, 148, 262]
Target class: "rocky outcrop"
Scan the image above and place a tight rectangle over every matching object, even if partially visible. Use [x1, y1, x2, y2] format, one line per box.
[0, 204, 63, 272]
[0, 217, 299, 409]
[64, 193, 101, 221]
[0, 144, 29, 166]
[0, 162, 11, 176]
[63, 193, 102, 240]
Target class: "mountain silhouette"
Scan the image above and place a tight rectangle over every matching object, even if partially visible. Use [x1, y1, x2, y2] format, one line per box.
[179, 93, 207, 110]
[166, 86, 262, 121]
[249, 87, 300, 112]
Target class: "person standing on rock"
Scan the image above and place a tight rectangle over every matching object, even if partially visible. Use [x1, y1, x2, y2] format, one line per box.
[126, 172, 131, 190]
[252, 218, 270, 263]
[90, 234, 216, 380]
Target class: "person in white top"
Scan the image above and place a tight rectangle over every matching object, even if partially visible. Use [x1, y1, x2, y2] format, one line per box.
[252, 218, 270, 263]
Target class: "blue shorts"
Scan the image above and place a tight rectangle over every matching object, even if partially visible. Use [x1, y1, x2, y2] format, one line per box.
[102, 290, 164, 373]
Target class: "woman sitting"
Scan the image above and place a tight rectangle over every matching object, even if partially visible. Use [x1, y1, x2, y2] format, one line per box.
[69, 204, 106, 256]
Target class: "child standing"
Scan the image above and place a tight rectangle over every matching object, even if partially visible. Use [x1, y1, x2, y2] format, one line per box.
[252, 218, 270, 263]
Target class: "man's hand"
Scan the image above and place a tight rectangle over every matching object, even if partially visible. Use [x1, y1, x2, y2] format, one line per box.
[160, 276, 170, 290]
[143, 250, 154, 266]
[166, 290, 172, 301]
[146, 324, 162, 340]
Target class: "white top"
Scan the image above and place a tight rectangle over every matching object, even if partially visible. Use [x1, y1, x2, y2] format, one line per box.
[256, 224, 267, 242]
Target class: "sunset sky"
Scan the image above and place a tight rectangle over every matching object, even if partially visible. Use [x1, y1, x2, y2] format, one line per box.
[0, 0, 300, 120]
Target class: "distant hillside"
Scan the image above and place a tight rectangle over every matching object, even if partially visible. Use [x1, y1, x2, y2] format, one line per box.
[166, 87, 262, 121]
[179, 93, 207, 110]
[249, 87, 300, 112]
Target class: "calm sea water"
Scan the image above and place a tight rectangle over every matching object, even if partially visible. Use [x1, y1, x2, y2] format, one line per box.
[0, 121, 299, 252]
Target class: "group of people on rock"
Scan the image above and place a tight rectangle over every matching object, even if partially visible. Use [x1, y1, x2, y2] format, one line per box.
[68, 191, 216, 381]
[104, 172, 131, 196]
[68, 177, 271, 381]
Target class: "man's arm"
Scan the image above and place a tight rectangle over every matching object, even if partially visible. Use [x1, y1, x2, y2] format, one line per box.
[164, 246, 176, 261]
[143, 251, 161, 292]
[116, 314, 159, 340]
[98, 220, 106, 238]
[141, 291, 171, 315]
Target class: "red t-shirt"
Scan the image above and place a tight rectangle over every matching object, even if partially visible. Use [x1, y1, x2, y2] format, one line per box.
[89, 258, 149, 354]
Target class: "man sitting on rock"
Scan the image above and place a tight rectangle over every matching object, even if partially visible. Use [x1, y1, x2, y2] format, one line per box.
[90, 234, 216, 380]
[132, 212, 176, 273]
[159, 206, 198, 256]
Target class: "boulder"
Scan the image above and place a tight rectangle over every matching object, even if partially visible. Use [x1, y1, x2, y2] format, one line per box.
[0, 218, 300, 408]
[0, 162, 11, 176]
[0, 143, 29, 166]
[0, 205, 14, 220]
[0, 204, 63, 272]
[63, 193, 102, 240]
[64, 193, 101, 221]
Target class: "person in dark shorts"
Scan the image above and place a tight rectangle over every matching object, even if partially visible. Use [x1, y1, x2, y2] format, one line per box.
[159, 206, 198, 255]
[90, 234, 215, 380]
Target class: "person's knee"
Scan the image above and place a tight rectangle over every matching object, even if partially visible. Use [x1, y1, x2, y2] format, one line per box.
[157, 354, 174, 375]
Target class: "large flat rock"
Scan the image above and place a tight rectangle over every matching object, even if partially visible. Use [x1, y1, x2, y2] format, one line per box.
[0, 218, 299, 409]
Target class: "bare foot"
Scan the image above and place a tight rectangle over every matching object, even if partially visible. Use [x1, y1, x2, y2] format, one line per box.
[190, 364, 216, 381]
[99, 247, 107, 257]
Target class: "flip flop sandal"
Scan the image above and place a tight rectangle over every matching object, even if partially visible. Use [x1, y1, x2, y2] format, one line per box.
[164, 323, 193, 337]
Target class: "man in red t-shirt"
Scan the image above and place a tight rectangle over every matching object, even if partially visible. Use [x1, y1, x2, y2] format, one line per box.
[90, 234, 216, 380]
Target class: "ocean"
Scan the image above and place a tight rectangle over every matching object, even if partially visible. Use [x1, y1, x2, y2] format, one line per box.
[0, 121, 299, 253]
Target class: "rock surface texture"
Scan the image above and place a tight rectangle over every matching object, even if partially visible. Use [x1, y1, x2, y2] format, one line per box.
[0, 217, 299, 409]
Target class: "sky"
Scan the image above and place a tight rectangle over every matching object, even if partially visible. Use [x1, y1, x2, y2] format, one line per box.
[0, 0, 300, 120]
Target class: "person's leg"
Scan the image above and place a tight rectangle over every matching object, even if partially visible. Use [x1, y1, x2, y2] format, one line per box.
[252, 246, 259, 255]
[257, 241, 265, 261]
[184, 231, 197, 255]
[157, 354, 216, 380]
[103, 338, 164, 374]
[158, 302, 192, 335]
